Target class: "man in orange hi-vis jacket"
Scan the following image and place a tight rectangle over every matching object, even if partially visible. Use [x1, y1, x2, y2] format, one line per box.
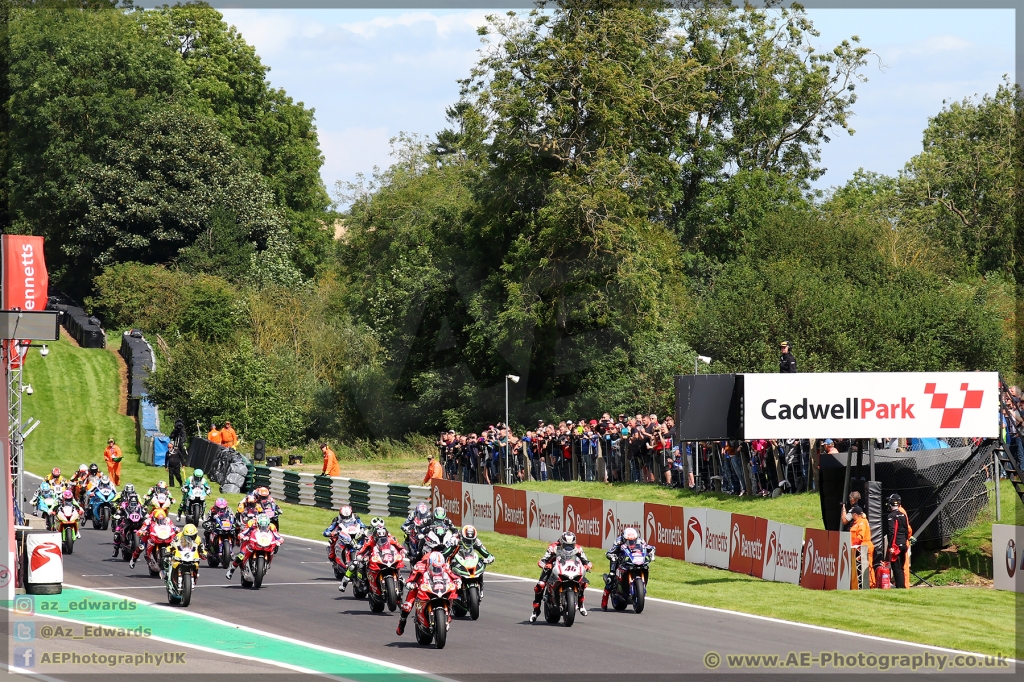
[220, 420, 239, 449]
[104, 438, 123, 486]
[321, 443, 341, 477]
[208, 423, 223, 445]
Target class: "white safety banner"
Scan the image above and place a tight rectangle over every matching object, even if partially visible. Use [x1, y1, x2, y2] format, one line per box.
[743, 372, 999, 439]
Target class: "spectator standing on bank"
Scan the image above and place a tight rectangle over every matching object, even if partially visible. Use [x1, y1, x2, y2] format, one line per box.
[220, 420, 239, 450]
[779, 341, 797, 373]
[207, 422, 223, 445]
[321, 442, 341, 477]
[104, 438, 123, 486]
[885, 494, 910, 589]
[165, 431, 184, 488]
[423, 453, 444, 485]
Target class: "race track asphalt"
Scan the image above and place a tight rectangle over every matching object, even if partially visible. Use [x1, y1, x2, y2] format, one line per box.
[46, 519, 1005, 679]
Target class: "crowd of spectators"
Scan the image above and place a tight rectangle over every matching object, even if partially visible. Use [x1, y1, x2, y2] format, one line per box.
[1000, 382, 1023, 470]
[433, 413, 824, 496]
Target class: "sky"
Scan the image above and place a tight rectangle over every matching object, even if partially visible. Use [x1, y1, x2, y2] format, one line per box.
[217, 7, 1016, 201]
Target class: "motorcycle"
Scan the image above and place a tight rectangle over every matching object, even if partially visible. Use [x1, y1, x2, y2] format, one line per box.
[542, 549, 587, 627]
[419, 526, 457, 560]
[149, 491, 173, 513]
[205, 515, 237, 568]
[36, 495, 58, 531]
[164, 538, 200, 607]
[144, 522, 176, 577]
[330, 524, 367, 580]
[450, 548, 491, 620]
[261, 501, 282, 531]
[117, 505, 145, 562]
[366, 543, 404, 613]
[238, 527, 282, 589]
[56, 503, 80, 554]
[411, 571, 459, 649]
[609, 545, 650, 614]
[403, 517, 426, 563]
[88, 487, 116, 530]
[184, 487, 207, 526]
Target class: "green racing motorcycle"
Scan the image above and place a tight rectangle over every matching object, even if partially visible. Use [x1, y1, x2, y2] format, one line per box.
[449, 547, 493, 620]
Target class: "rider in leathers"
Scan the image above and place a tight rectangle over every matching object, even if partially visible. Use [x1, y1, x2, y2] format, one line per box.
[178, 469, 211, 521]
[128, 508, 174, 568]
[395, 551, 461, 636]
[323, 505, 366, 564]
[530, 531, 591, 622]
[339, 525, 404, 592]
[225, 513, 282, 579]
[601, 527, 655, 610]
[110, 485, 143, 557]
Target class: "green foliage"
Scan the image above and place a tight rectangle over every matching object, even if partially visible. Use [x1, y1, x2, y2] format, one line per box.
[3, 2, 330, 296]
[177, 206, 257, 282]
[897, 80, 1019, 279]
[687, 208, 1014, 374]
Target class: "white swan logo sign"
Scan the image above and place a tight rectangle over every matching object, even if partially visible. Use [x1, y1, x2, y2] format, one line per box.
[743, 372, 998, 439]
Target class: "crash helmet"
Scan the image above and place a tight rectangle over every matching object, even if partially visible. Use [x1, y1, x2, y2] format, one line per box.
[152, 508, 168, 521]
[39, 482, 50, 493]
[415, 502, 429, 517]
[89, 463, 99, 475]
[99, 474, 110, 485]
[181, 524, 198, 547]
[888, 493, 902, 510]
[193, 469, 204, 480]
[374, 526, 389, 542]
[338, 505, 353, 520]
[245, 494, 257, 506]
[560, 531, 577, 552]
[257, 486, 270, 499]
[427, 551, 446, 575]
[157, 480, 167, 489]
[123, 483, 135, 495]
[433, 506, 447, 521]
[214, 498, 228, 510]
[623, 527, 639, 549]
[256, 514, 271, 531]
[461, 525, 477, 548]
[369, 516, 386, 529]
[78, 464, 87, 472]
[51, 467, 61, 478]
[61, 489, 73, 500]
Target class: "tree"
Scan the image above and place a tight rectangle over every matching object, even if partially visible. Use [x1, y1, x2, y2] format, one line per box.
[897, 81, 1018, 278]
[76, 105, 285, 281]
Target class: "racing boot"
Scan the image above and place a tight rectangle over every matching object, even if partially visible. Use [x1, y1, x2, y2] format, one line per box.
[396, 611, 408, 636]
[225, 565, 235, 580]
[529, 604, 540, 623]
[128, 556, 137, 569]
[111, 542, 120, 558]
[601, 589, 609, 611]
[338, 576, 350, 592]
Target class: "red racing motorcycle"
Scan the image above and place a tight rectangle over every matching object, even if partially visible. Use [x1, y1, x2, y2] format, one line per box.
[366, 543, 405, 612]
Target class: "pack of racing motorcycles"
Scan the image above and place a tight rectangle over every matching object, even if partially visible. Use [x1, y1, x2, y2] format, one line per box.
[30, 465, 656, 648]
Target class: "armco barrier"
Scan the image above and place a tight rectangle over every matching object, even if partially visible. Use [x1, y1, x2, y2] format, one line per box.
[250, 466, 430, 520]
[430, 480, 859, 592]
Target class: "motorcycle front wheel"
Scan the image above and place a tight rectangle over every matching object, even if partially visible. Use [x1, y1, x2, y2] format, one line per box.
[253, 555, 266, 589]
[632, 575, 645, 614]
[101, 506, 111, 531]
[180, 570, 193, 607]
[467, 585, 480, 620]
[562, 589, 576, 627]
[433, 606, 447, 649]
[385, 575, 397, 611]
[63, 527, 75, 555]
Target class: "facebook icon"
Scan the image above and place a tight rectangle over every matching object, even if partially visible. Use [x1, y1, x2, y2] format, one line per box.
[14, 647, 35, 668]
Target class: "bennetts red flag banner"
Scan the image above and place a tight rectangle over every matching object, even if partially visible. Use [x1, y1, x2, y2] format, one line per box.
[2, 235, 47, 311]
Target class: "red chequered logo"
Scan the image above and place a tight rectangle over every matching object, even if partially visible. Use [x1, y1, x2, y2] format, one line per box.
[924, 383, 984, 428]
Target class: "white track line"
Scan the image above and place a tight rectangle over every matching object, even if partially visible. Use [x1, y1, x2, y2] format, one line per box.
[62, 582, 458, 682]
